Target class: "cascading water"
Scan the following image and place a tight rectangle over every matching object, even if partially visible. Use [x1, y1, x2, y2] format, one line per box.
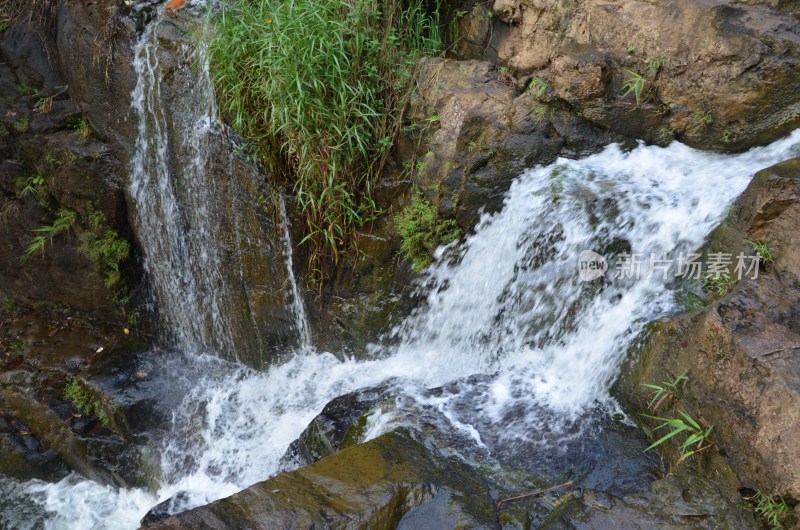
[4, 129, 798, 529]
[129, 21, 236, 355]
[3, 7, 800, 528]
[278, 195, 313, 351]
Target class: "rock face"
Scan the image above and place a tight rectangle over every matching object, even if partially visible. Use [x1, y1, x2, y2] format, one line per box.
[620, 158, 800, 499]
[122, 11, 297, 361]
[1, 3, 302, 364]
[0, 20, 133, 315]
[147, 429, 497, 530]
[0, 302, 160, 488]
[278, 385, 392, 471]
[452, 0, 800, 151]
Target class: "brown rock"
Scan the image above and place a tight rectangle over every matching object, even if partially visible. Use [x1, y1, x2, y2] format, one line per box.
[620, 157, 800, 498]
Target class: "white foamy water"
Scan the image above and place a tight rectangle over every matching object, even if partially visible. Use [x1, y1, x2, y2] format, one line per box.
[3, 130, 798, 530]
[278, 195, 313, 351]
[128, 21, 236, 355]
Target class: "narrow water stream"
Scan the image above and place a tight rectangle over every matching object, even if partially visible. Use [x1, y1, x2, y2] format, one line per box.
[1, 12, 800, 530]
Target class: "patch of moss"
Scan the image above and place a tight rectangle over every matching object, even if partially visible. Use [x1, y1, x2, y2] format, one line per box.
[64, 379, 112, 429]
[394, 193, 461, 271]
[341, 412, 369, 448]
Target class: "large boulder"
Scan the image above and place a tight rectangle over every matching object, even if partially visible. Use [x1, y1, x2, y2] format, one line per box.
[150, 379, 756, 529]
[619, 157, 800, 499]
[146, 429, 497, 529]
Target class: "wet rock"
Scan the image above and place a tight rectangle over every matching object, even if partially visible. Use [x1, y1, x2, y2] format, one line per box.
[541, 467, 755, 529]
[140, 492, 192, 527]
[0, 20, 135, 316]
[279, 384, 393, 470]
[619, 157, 800, 498]
[0, 302, 163, 488]
[147, 429, 496, 530]
[265, 379, 754, 529]
[406, 58, 618, 227]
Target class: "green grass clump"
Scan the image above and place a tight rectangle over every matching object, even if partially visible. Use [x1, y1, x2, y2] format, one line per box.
[70, 117, 91, 143]
[746, 239, 774, 265]
[394, 193, 461, 271]
[703, 273, 735, 296]
[529, 76, 548, 99]
[16, 174, 46, 199]
[642, 371, 688, 412]
[207, 0, 442, 287]
[64, 379, 111, 428]
[23, 207, 76, 261]
[78, 205, 130, 293]
[642, 409, 713, 467]
[622, 68, 645, 107]
[752, 492, 790, 530]
[13, 116, 29, 133]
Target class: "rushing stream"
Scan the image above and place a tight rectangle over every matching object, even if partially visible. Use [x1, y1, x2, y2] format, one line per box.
[2, 11, 800, 530]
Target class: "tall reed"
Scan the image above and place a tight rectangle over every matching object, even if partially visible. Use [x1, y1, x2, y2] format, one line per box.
[207, 0, 442, 287]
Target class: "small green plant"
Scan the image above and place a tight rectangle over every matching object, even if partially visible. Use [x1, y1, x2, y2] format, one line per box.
[646, 53, 666, 77]
[703, 273, 735, 296]
[642, 409, 713, 466]
[651, 103, 670, 116]
[394, 193, 461, 271]
[626, 44, 636, 55]
[689, 110, 714, 133]
[13, 116, 29, 133]
[642, 371, 688, 412]
[752, 492, 790, 530]
[529, 76, 548, 99]
[33, 95, 53, 114]
[17, 174, 46, 199]
[746, 239, 774, 265]
[533, 103, 549, 122]
[23, 208, 76, 261]
[18, 83, 37, 96]
[656, 127, 674, 143]
[71, 117, 91, 143]
[64, 379, 111, 428]
[621, 69, 645, 107]
[721, 129, 735, 143]
[78, 205, 130, 294]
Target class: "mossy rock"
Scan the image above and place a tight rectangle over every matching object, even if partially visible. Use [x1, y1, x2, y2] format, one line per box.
[149, 429, 496, 529]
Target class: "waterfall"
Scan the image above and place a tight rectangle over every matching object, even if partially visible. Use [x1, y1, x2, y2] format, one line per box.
[278, 195, 313, 351]
[127, 17, 310, 359]
[128, 21, 235, 355]
[5, 130, 799, 530]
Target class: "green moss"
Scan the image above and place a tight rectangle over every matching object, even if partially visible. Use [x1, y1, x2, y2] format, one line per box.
[64, 379, 111, 428]
[78, 205, 130, 300]
[394, 193, 461, 271]
[341, 412, 369, 448]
